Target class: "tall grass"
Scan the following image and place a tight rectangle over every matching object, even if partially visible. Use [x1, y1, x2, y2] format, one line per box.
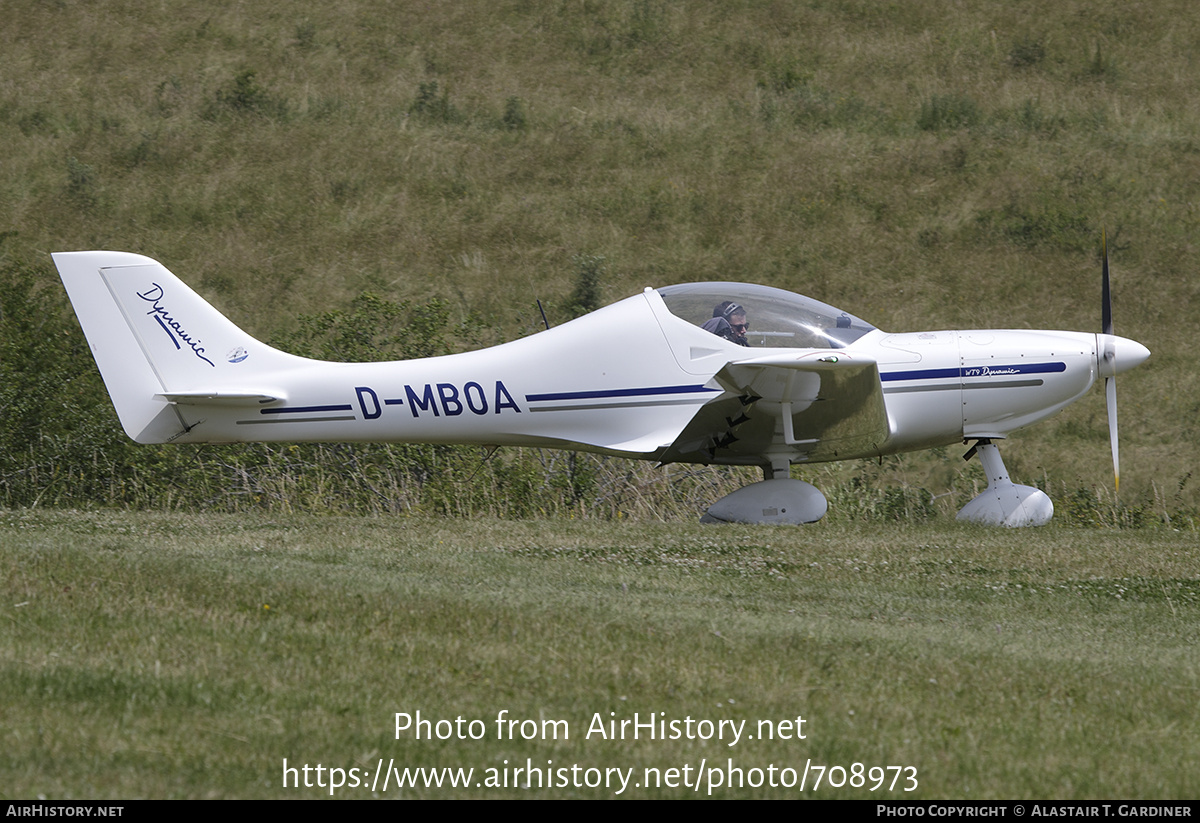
[2, 0, 1197, 517]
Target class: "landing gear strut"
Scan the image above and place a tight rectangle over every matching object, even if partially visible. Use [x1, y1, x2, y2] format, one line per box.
[956, 439, 1053, 527]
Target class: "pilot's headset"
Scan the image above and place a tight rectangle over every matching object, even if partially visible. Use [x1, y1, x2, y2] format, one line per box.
[714, 301, 749, 346]
[714, 301, 744, 323]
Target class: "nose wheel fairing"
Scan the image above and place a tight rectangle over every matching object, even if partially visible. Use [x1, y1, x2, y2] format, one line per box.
[956, 440, 1053, 527]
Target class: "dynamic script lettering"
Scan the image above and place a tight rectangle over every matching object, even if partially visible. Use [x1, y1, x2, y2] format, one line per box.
[137, 283, 215, 367]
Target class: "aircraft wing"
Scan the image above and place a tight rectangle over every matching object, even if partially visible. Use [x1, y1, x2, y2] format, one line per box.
[659, 352, 890, 466]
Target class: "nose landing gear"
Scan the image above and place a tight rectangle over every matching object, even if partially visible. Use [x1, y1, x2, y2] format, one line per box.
[956, 439, 1053, 527]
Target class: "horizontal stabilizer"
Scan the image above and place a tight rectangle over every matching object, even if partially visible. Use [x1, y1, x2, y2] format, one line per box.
[156, 391, 284, 406]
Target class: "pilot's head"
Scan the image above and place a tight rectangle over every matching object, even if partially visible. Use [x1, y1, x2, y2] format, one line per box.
[714, 301, 748, 345]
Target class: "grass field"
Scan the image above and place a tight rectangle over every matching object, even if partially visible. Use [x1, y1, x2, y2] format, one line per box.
[3, 510, 1196, 799]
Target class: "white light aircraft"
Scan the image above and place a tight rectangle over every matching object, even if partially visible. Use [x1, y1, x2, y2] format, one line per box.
[53, 246, 1149, 526]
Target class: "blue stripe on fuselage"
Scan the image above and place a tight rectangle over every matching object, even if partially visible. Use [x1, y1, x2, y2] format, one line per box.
[525, 384, 718, 402]
[881, 362, 1066, 382]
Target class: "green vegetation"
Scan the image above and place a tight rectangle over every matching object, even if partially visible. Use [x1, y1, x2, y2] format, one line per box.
[1, 1, 1197, 524]
[3, 511, 1196, 798]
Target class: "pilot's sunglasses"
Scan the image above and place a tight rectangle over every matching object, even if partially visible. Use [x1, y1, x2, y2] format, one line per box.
[731, 323, 748, 331]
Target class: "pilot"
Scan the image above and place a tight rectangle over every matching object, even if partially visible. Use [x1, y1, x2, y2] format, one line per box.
[701, 301, 750, 346]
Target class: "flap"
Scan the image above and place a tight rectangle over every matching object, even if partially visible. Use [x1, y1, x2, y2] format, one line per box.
[659, 352, 890, 465]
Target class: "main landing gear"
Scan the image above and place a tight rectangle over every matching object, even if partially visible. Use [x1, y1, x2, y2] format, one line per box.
[956, 439, 1053, 527]
[701, 455, 829, 525]
[701, 440, 1054, 527]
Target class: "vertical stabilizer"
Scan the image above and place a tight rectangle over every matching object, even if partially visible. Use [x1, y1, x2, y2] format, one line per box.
[53, 251, 301, 443]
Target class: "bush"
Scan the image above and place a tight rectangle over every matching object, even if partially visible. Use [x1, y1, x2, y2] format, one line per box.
[566, 254, 606, 318]
[0, 259, 130, 506]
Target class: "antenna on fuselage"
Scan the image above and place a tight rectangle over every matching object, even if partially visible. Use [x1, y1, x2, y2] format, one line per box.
[537, 299, 551, 330]
[465, 445, 503, 484]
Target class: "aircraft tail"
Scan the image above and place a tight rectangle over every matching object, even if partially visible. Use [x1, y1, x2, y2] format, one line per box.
[53, 251, 303, 443]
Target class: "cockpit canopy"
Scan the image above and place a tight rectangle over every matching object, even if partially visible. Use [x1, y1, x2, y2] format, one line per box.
[657, 282, 876, 349]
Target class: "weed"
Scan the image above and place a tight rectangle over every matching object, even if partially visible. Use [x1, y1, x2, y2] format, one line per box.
[17, 107, 63, 137]
[1010, 98, 1064, 137]
[830, 477, 937, 522]
[64, 156, 99, 212]
[1008, 36, 1046, 69]
[566, 254, 606, 318]
[273, 291, 454, 362]
[410, 80, 461, 124]
[626, 0, 666, 46]
[502, 96, 527, 132]
[294, 21, 317, 51]
[917, 94, 981, 132]
[1085, 42, 1119, 80]
[757, 62, 810, 95]
[977, 201, 1091, 252]
[210, 70, 288, 119]
[763, 82, 891, 133]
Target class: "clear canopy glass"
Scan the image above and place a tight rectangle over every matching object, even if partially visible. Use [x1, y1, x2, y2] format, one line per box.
[656, 282, 876, 349]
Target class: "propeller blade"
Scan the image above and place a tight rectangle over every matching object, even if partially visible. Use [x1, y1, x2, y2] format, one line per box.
[1101, 230, 1119, 498]
[1106, 375, 1119, 497]
[1097, 231, 1151, 502]
[1101, 229, 1113, 336]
